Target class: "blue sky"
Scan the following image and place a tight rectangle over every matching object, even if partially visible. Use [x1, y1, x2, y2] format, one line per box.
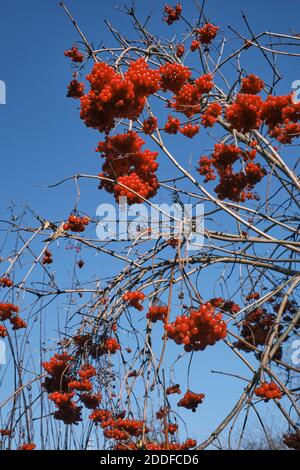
[0, 0, 299, 449]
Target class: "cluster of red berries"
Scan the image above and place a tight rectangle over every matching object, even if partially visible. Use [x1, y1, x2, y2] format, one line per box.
[167, 423, 178, 435]
[80, 59, 160, 134]
[43, 356, 101, 425]
[146, 305, 168, 323]
[89, 409, 112, 424]
[164, 115, 181, 134]
[19, 443, 36, 451]
[195, 23, 219, 44]
[235, 307, 282, 354]
[177, 390, 205, 412]
[97, 131, 159, 204]
[246, 292, 260, 301]
[64, 46, 84, 63]
[100, 417, 145, 441]
[201, 102, 222, 127]
[166, 383, 181, 395]
[164, 302, 227, 352]
[180, 123, 200, 138]
[0, 428, 12, 437]
[114, 437, 197, 450]
[0, 276, 13, 288]
[160, 63, 191, 94]
[0, 302, 26, 331]
[171, 74, 214, 117]
[42, 249, 53, 265]
[67, 79, 85, 98]
[0, 325, 7, 338]
[123, 290, 145, 310]
[254, 381, 283, 401]
[260, 94, 300, 144]
[101, 337, 121, 354]
[176, 44, 185, 58]
[142, 116, 158, 135]
[198, 143, 266, 202]
[163, 3, 182, 25]
[63, 215, 90, 232]
[240, 74, 264, 95]
[190, 40, 200, 52]
[283, 431, 300, 450]
[225, 93, 263, 134]
[210, 298, 240, 314]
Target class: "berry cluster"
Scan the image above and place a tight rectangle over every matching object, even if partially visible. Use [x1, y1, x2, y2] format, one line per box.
[180, 123, 200, 138]
[63, 215, 90, 232]
[260, 94, 300, 144]
[97, 131, 159, 203]
[177, 390, 205, 412]
[0, 276, 13, 288]
[0, 428, 12, 437]
[163, 3, 182, 25]
[254, 381, 283, 401]
[0, 302, 26, 330]
[283, 432, 300, 450]
[225, 93, 263, 133]
[176, 44, 185, 58]
[0, 325, 7, 338]
[67, 79, 85, 99]
[19, 443, 36, 451]
[160, 63, 191, 94]
[123, 290, 145, 310]
[245, 292, 260, 301]
[164, 302, 227, 352]
[190, 40, 200, 52]
[167, 423, 178, 434]
[196, 23, 219, 44]
[146, 305, 168, 323]
[201, 102, 222, 127]
[114, 437, 196, 450]
[164, 115, 181, 134]
[234, 307, 282, 354]
[42, 249, 53, 265]
[101, 337, 121, 354]
[166, 383, 181, 395]
[80, 59, 160, 134]
[89, 409, 112, 424]
[64, 46, 84, 63]
[240, 74, 264, 95]
[171, 74, 214, 117]
[101, 417, 145, 441]
[142, 116, 158, 135]
[198, 143, 266, 202]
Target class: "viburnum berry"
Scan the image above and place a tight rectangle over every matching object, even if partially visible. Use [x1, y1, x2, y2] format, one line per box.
[142, 116, 158, 135]
[167, 423, 178, 434]
[166, 383, 181, 395]
[246, 292, 260, 301]
[201, 102, 222, 127]
[0, 428, 12, 437]
[163, 3, 182, 25]
[165, 302, 227, 352]
[180, 123, 200, 138]
[0, 302, 19, 321]
[190, 40, 200, 52]
[63, 215, 89, 232]
[80, 393, 101, 410]
[42, 249, 53, 265]
[101, 337, 121, 354]
[146, 305, 168, 323]
[67, 79, 85, 99]
[177, 390, 205, 412]
[196, 23, 219, 44]
[0, 276, 13, 288]
[0, 325, 8, 338]
[64, 46, 84, 63]
[283, 431, 300, 450]
[49, 391, 75, 407]
[254, 381, 283, 401]
[19, 443, 36, 451]
[176, 44, 185, 58]
[160, 63, 191, 94]
[123, 291, 145, 310]
[10, 316, 27, 330]
[240, 74, 264, 95]
[89, 409, 112, 424]
[225, 93, 263, 133]
[164, 115, 181, 134]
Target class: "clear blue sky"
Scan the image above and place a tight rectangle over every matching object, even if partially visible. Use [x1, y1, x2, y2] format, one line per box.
[0, 0, 299, 449]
